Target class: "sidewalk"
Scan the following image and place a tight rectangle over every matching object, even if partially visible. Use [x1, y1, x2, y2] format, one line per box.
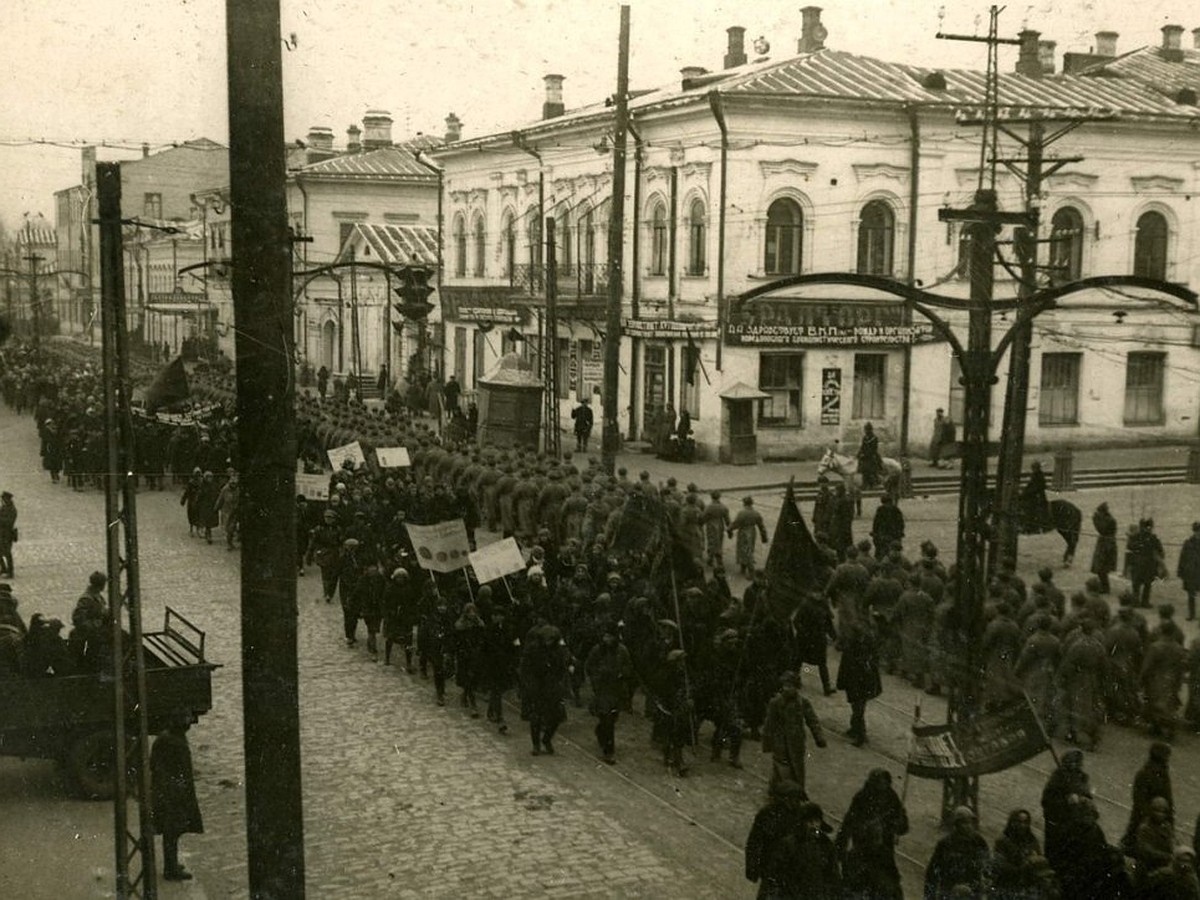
[607, 442, 1198, 494]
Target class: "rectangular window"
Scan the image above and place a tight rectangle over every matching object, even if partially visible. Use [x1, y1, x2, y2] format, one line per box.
[1124, 352, 1165, 425]
[759, 353, 804, 426]
[1038, 352, 1081, 425]
[852, 353, 886, 419]
[143, 193, 162, 219]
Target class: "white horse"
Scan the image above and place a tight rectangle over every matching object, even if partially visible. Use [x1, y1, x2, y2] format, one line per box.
[816, 446, 903, 512]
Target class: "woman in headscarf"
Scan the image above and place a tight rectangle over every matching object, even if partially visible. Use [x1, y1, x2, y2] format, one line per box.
[835, 768, 908, 900]
[991, 809, 1053, 899]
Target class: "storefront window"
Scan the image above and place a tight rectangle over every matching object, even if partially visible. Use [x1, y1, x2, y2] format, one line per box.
[760, 354, 804, 426]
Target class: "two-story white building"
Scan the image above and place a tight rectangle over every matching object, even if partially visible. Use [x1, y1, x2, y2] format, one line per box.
[431, 8, 1200, 461]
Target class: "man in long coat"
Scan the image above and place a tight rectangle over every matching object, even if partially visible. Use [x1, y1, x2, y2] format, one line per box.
[1142, 631, 1187, 740]
[1057, 618, 1107, 750]
[837, 619, 882, 747]
[700, 490, 731, 568]
[1091, 502, 1119, 594]
[835, 768, 908, 900]
[728, 496, 768, 577]
[151, 715, 204, 881]
[761, 670, 827, 795]
[1177, 521, 1200, 621]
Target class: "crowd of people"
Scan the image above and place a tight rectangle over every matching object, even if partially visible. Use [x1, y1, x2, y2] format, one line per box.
[5, 339, 1200, 897]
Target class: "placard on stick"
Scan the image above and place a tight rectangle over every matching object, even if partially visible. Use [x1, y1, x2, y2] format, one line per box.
[326, 441, 365, 471]
[375, 446, 411, 468]
[404, 520, 471, 573]
[469, 537, 527, 584]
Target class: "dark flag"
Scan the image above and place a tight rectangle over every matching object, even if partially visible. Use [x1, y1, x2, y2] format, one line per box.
[764, 478, 827, 620]
[144, 356, 191, 413]
[609, 490, 704, 589]
[906, 697, 1051, 779]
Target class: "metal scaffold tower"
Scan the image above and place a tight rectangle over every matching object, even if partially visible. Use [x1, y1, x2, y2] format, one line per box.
[96, 160, 159, 900]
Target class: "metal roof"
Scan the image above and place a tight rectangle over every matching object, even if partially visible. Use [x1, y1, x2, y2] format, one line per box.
[1085, 46, 1200, 98]
[724, 49, 935, 103]
[343, 223, 438, 266]
[296, 142, 438, 181]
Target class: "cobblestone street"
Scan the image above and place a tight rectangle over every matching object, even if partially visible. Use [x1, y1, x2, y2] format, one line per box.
[4, 402, 1200, 899]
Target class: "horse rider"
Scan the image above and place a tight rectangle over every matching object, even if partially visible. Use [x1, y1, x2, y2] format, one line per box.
[856, 423, 884, 489]
[1019, 461, 1051, 533]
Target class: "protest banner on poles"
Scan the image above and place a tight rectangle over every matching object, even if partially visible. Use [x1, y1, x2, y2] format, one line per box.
[905, 699, 1050, 779]
[469, 537, 526, 584]
[375, 447, 412, 468]
[327, 441, 365, 471]
[404, 520, 471, 573]
[295, 473, 329, 502]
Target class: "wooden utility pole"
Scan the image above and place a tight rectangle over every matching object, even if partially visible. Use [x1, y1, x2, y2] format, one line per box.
[98, 160, 159, 900]
[225, 2, 306, 898]
[601, 4, 631, 475]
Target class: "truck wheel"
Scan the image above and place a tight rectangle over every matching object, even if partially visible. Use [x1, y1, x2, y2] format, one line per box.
[67, 731, 117, 800]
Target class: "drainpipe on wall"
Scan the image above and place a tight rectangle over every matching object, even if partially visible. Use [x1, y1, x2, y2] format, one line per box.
[415, 149, 445, 378]
[707, 91, 728, 371]
[900, 104, 921, 455]
[628, 117, 644, 440]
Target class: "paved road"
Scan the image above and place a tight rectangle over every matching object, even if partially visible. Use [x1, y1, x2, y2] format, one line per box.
[2, 402, 1200, 899]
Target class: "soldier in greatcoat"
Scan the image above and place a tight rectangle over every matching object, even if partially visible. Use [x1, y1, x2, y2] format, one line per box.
[761, 670, 827, 796]
[151, 714, 204, 882]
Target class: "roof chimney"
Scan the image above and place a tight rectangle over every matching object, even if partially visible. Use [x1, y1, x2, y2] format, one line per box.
[1193, 27, 1200, 50]
[362, 110, 393, 150]
[346, 124, 362, 154]
[1016, 29, 1043, 77]
[1094, 31, 1118, 57]
[725, 26, 747, 68]
[798, 6, 827, 53]
[444, 113, 462, 143]
[1038, 40, 1057, 74]
[1162, 25, 1185, 61]
[543, 74, 565, 119]
[306, 125, 336, 163]
[681, 66, 709, 88]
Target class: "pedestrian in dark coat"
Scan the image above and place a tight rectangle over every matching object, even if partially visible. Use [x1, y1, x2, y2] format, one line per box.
[151, 715, 203, 881]
[195, 471, 220, 544]
[1091, 502, 1119, 593]
[453, 603, 486, 715]
[1130, 518, 1166, 608]
[829, 484, 855, 560]
[1143, 632, 1187, 741]
[761, 670, 827, 795]
[1040, 749, 1092, 875]
[835, 768, 908, 900]
[520, 623, 569, 755]
[990, 809, 1054, 900]
[382, 568, 419, 670]
[1177, 522, 1200, 621]
[745, 780, 808, 899]
[870, 495, 904, 560]
[793, 592, 837, 695]
[1054, 799, 1130, 900]
[1122, 741, 1173, 853]
[836, 621, 881, 746]
[316, 365, 329, 400]
[570, 397, 594, 452]
[856, 422, 883, 488]
[584, 628, 633, 763]
[924, 806, 989, 900]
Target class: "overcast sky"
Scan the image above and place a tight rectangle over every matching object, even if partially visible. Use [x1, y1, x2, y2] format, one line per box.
[1, 0, 1196, 232]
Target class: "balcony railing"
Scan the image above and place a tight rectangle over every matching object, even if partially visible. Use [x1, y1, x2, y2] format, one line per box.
[510, 263, 609, 298]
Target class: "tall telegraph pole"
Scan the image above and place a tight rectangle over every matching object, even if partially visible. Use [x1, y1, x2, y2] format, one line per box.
[225, 2, 306, 897]
[601, 4, 631, 475]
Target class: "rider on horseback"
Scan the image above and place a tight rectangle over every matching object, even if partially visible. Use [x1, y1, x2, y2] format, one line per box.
[856, 423, 884, 489]
[1018, 461, 1052, 533]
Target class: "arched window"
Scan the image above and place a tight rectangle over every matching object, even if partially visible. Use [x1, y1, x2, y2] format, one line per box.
[1048, 207, 1084, 285]
[857, 200, 895, 276]
[764, 198, 801, 275]
[452, 214, 467, 278]
[687, 198, 707, 275]
[472, 214, 486, 277]
[501, 211, 515, 279]
[1133, 210, 1168, 280]
[649, 201, 668, 276]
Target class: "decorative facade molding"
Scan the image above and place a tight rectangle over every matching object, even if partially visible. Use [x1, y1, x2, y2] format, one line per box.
[515, 169, 528, 185]
[468, 187, 488, 206]
[852, 163, 910, 184]
[681, 162, 712, 181]
[954, 168, 1018, 190]
[499, 185, 519, 206]
[644, 166, 670, 184]
[448, 190, 468, 204]
[669, 148, 686, 167]
[758, 159, 819, 180]
[1130, 174, 1185, 193]
[489, 172, 504, 184]
[1045, 171, 1099, 190]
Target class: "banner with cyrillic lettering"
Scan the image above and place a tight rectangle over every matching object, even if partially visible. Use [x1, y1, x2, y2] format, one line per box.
[905, 700, 1050, 779]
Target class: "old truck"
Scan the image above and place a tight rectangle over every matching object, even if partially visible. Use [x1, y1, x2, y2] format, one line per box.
[0, 607, 218, 798]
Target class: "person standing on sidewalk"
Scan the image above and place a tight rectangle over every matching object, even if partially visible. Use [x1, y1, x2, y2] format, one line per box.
[1091, 502, 1119, 594]
[929, 409, 952, 468]
[150, 713, 203, 882]
[570, 396, 594, 452]
[1176, 522, 1200, 621]
[0, 491, 15, 578]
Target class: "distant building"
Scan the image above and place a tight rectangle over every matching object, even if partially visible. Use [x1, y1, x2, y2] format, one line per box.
[430, 10, 1200, 459]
